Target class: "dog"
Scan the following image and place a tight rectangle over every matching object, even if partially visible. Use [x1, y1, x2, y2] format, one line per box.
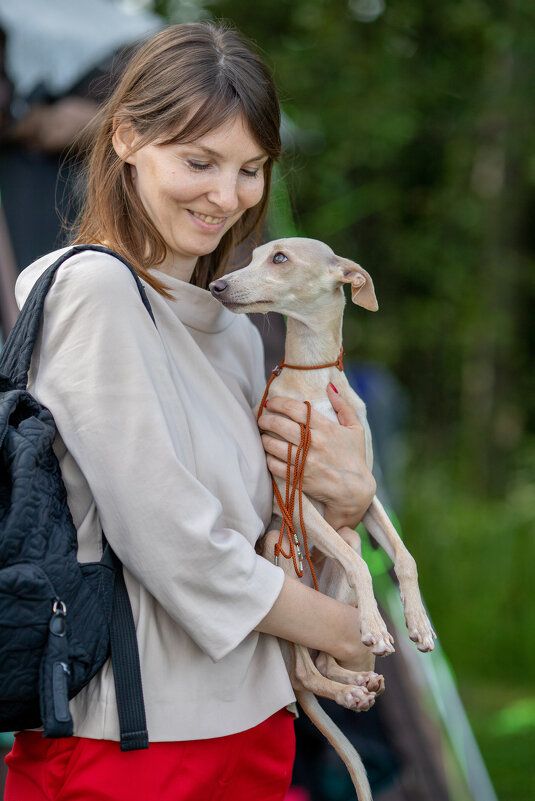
[210, 238, 436, 800]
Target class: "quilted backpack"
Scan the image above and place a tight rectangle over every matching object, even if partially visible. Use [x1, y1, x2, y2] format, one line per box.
[0, 245, 153, 750]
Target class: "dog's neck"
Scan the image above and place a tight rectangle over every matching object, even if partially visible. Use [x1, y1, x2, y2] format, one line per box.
[283, 301, 344, 368]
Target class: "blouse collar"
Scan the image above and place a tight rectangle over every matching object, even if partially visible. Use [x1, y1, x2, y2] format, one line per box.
[149, 269, 237, 334]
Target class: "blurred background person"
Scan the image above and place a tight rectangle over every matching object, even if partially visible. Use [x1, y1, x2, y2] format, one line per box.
[0, 0, 162, 783]
[0, 0, 161, 271]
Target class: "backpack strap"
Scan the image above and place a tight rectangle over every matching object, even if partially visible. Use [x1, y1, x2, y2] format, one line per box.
[1, 245, 152, 749]
[101, 541, 149, 750]
[0, 244, 156, 389]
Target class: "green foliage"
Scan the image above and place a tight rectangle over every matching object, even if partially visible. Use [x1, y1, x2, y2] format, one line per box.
[461, 680, 535, 801]
[155, 0, 535, 493]
[402, 438, 535, 681]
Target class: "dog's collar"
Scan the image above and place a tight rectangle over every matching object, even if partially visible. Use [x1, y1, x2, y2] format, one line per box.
[257, 346, 344, 421]
[270, 346, 344, 378]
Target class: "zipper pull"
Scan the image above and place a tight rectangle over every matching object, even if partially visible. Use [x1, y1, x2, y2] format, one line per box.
[50, 601, 71, 724]
[52, 660, 71, 724]
[40, 599, 73, 736]
[49, 600, 67, 637]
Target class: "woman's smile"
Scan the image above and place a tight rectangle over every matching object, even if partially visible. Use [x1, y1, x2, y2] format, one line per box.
[187, 210, 228, 230]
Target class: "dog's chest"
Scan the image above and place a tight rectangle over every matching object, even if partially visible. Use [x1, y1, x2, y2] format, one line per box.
[269, 373, 341, 425]
[310, 398, 339, 425]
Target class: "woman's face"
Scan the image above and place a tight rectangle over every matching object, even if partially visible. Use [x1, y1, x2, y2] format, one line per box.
[118, 113, 268, 281]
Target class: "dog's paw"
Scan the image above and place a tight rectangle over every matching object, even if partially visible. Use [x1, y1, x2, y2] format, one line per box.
[360, 610, 395, 656]
[315, 653, 385, 696]
[337, 669, 385, 698]
[356, 670, 385, 696]
[335, 684, 377, 712]
[404, 606, 437, 652]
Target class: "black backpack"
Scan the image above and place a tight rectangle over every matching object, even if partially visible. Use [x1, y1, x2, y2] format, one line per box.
[0, 245, 153, 750]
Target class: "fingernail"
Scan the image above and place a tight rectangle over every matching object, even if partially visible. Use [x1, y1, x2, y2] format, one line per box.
[264, 401, 268, 407]
[329, 382, 338, 394]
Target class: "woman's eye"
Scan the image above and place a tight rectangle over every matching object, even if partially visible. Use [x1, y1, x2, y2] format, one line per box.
[241, 168, 259, 178]
[187, 160, 211, 171]
[272, 252, 288, 264]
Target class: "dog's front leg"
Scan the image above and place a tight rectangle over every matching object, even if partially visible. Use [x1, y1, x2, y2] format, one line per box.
[292, 492, 394, 656]
[362, 497, 436, 651]
[262, 528, 378, 710]
[314, 526, 384, 696]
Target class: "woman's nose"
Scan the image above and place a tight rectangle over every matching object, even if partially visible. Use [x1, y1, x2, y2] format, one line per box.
[207, 174, 239, 213]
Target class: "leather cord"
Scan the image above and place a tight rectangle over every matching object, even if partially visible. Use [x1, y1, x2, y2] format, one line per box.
[257, 348, 344, 591]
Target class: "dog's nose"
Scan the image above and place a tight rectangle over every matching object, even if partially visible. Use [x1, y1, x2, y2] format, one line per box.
[209, 279, 228, 298]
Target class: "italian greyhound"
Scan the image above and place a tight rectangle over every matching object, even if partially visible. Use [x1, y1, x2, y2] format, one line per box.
[210, 238, 436, 801]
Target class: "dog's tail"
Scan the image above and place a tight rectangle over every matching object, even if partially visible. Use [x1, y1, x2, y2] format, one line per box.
[295, 690, 373, 801]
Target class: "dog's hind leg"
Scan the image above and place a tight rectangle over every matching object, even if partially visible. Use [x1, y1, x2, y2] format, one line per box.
[315, 652, 385, 697]
[290, 642, 377, 712]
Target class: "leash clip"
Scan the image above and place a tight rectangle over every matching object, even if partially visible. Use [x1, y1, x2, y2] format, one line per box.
[271, 363, 283, 377]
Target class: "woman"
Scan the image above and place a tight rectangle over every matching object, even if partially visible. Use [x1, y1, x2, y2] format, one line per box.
[4, 22, 376, 801]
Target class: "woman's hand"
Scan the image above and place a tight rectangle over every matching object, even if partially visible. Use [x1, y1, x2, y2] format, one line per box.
[11, 97, 99, 152]
[258, 383, 376, 530]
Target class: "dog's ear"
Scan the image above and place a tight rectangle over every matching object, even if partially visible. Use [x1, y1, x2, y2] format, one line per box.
[331, 257, 379, 311]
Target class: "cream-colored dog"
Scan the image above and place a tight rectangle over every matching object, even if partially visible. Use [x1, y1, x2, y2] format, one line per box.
[210, 238, 436, 800]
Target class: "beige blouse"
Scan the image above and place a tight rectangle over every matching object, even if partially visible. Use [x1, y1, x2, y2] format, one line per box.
[16, 247, 295, 742]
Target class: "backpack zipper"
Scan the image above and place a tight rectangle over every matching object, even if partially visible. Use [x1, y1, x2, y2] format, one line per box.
[7, 562, 71, 725]
[49, 600, 71, 723]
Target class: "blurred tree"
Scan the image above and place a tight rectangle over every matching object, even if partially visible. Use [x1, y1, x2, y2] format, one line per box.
[154, 0, 534, 488]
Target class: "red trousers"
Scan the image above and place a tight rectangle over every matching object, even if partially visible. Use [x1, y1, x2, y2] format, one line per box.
[4, 709, 295, 801]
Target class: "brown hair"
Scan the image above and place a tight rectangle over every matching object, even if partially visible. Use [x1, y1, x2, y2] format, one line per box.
[72, 22, 281, 293]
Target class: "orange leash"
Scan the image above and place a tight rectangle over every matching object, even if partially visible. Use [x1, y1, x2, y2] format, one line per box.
[257, 347, 344, 591]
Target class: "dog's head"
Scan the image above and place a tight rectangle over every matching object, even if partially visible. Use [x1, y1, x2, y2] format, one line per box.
[209, 237, 378, 319]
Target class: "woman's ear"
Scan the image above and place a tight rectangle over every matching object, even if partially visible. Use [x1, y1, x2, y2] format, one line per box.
[112, 119, 138, 164]
[331, 257, 379, 311]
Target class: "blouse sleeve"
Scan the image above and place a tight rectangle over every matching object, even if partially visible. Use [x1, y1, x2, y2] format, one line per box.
[28, 253, 284, 662]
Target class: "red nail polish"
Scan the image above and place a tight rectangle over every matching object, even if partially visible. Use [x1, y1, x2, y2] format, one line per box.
[329, 382, 338, 394]
[264, 401, 268, 407]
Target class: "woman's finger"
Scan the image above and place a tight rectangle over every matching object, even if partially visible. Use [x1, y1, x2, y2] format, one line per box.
[261, 434, 296, 463]
[326, 383, 364, 429]
[261, 396, 327, 429]
[257, 409, 303, 445]
[265, 453, 294, 480]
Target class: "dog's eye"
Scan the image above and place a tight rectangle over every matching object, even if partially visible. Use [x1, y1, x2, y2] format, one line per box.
[272, 252, 288, 264]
